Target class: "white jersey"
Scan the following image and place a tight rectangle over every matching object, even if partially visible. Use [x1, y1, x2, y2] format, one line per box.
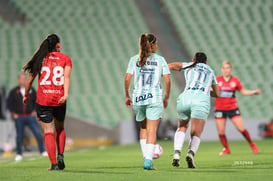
[181, 62, 217, 96]
[126, 53, 170, 105]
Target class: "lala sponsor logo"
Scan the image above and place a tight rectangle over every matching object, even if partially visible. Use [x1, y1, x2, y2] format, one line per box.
[135, 93, 153, 103]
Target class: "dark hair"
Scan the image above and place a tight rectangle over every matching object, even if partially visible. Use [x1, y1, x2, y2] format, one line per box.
[22, 34, 60, 76]
[138, 34, 157, 67]
[183, 52, 207, 70]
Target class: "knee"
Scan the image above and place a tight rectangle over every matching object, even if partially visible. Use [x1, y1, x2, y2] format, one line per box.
[218, 129, 225, 134]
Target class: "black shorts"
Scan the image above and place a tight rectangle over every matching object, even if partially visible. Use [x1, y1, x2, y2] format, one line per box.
[214, 108, 241, 120]
[36, 103, 66, 123]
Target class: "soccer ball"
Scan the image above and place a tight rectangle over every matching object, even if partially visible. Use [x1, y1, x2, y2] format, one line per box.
[153, 144, 163, 159]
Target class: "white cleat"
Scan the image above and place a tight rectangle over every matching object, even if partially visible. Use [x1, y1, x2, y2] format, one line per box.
[172, 153, 180, 167]
[186, 153, 196, 168]
[41, 151, 48, 157]
[15, 154, 23, 162]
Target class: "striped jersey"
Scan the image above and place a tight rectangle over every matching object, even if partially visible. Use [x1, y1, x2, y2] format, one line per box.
[215, 76, 243, 110]
[181, 62, 217, 96]
[126, 53, 170, 105]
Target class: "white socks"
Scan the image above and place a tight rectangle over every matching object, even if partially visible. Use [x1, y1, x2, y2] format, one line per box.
[145, 144, 155, 160]
[174, 131, 185, 151]
[140, 139, 155, 160]
[188, 136, 200, 154]
[140, 139, 146, 158]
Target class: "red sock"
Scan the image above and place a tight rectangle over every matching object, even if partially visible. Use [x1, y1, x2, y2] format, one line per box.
[56, 128, 66, 155]
[219, 134, 229, 149]
[241, 129, 252, 143]
[44, 133, 57, 164]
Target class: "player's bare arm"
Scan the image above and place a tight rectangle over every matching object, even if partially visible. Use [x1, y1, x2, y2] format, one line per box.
[124, 73, 133, 107]
[23, 73, 36, 104]
[168, 62, 183, 71]
[239, 88, 261, 96]
[210, 84, 220, 98]
[59, 66, 72, 104]
[163, 74, 170, 108]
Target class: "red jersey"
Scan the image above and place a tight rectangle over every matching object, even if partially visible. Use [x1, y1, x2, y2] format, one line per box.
[36, 52, 72, 106]
[215, 76, 243, 110]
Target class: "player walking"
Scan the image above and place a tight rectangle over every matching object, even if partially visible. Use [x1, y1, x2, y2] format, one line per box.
[169, 52, 219, 168]
[215, 61, 260, 155]
[23, 34, 72, 170]
[124, 34, 170, 170]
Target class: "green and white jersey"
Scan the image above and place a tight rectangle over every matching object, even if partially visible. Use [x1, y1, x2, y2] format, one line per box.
[181, 62, 217, 96]
[126, 53, 170, 106]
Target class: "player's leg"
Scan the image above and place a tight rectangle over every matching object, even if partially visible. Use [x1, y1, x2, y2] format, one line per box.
[186, 118, 205, 168]
[133, 105, 147, 159]
[144, 118, 160, 170]
[215, 110, 230, 155]
[186, 99, 209, 168]
[26, 116, 46, 155]
[173, 93, 190, 167]
[14, 117, 25, 161]
[139, 118, 147, 158]
[36, 104, 58, 170]
[231, 114, 258, 154]
[143, 103, 163, 170]
[53, 104, 67, 170]
[173, 119, 189, 167]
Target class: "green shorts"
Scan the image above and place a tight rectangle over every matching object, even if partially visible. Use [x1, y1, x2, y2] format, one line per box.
[177, 93, 210, 121]
[133, 102, 163, 122]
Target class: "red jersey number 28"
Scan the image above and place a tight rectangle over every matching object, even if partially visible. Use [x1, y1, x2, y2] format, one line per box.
[40, 66, 64, 86]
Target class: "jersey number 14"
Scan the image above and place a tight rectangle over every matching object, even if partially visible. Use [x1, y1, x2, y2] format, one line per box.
[141, 73, 153, 86]
[40, 66, 64, 86]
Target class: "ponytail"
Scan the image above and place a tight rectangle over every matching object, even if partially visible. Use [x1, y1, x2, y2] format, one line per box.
[138, 34, 157, 67]
[22, 34, 60, 76]
[183, 52, 207, 70]
[138, 34, 152, 67]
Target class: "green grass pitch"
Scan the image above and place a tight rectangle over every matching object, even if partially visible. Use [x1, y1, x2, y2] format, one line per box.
[0, 139, 272, 181]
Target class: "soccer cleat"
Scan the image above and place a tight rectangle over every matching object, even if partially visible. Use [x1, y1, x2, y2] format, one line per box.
[172, 150, 181, 167]
[219, 148, 231, 155]
[48, 164, 59, 171]
[186, 152, 196, 169]
[15, 154, 23, 162]
[250, 142, 259, 154]
[143, 158, 156, 170]
[57, 154, 65, 170]
[41, 151, 48, 157]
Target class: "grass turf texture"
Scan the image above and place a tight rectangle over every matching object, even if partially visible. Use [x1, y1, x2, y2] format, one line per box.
[0, 140, 272, 181]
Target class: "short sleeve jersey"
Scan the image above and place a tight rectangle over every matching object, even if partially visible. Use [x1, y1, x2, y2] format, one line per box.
[181, 62, 217, 96]
[126, 53, 170, 106]
[37, 52, 72, 106]
[215, 76, 243, 110]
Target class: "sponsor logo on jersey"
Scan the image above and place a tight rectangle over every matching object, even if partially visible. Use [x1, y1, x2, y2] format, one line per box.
[220, 90, 235, 98]
[230, 81, 236, 88]
[140, 68, 155, 73]
[136, 61, 158, 67]
[146, 61, 157, 66]
[48, 56, 60, 60]
[43, 89, 61, 94]
[187, 87, 205, 91]
[135, 93, 153, 103]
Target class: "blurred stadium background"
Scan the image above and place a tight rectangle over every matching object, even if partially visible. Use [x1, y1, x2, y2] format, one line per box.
[0, 0, 272, 149]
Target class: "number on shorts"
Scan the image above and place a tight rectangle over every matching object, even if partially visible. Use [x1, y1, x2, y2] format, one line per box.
[40, 66, 64, 86]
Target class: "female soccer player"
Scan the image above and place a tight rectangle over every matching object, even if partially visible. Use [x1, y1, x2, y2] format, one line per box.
[124, 34, 170, 170]
[215, 61, 260, 155]
[22, 34, 72, 170]
[168, 52, 219, 168]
